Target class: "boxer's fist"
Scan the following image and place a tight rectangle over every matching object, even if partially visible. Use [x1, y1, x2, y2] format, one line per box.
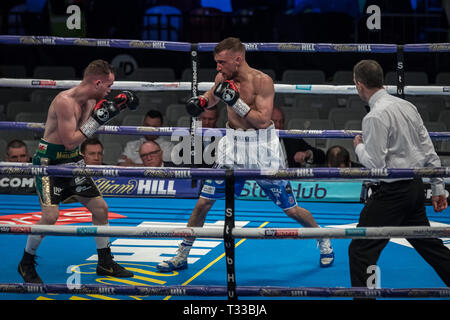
[214, 80, 250, 118]
[214, 80, 239, 107]
[113, 90, 139, 110]
[186, 95, 209, 117]
[80, 99, 121, 137]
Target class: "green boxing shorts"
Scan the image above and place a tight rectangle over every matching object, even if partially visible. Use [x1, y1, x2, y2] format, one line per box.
[33, 139, 101, 206]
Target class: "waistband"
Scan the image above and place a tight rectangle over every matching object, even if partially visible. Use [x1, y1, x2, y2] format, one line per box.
[225, 121, 277, 142]
[36, 139, 79, 160]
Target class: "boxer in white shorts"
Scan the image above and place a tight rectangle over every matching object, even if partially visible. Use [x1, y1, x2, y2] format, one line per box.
[157, 38, 334, 272]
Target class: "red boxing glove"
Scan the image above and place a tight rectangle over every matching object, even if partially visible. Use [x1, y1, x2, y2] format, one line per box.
[113, 90, 139, 110]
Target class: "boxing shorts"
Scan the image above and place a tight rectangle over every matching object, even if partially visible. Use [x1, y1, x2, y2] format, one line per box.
[33, 139, 101, 205]
[200, 122, 297, 210]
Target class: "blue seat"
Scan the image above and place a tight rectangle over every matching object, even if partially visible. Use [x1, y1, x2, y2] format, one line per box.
[142, 5, 182, 41]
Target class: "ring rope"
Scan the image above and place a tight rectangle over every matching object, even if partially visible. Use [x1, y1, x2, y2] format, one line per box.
[0, 78, 449, 96]
[1, 163, 450, 179]
[2, 121, 450, 140]
[0, 224, 448, 239]
[1, 35, 449, 53]
[0, 283, 448, 298]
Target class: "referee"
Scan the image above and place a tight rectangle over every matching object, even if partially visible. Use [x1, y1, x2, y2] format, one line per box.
[350, 59, 450, 288]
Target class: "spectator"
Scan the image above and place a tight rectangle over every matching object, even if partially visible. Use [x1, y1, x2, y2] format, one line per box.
[117, 110, 174, 166]
[6, 139, 31, 163]
[139, 140, 176, 167]
[326, 145, 351, 167]
[80, 138, 104, 165]
[271, 107, 325, 167]
[326, 145, 363, 168]
[199, 107, 219, 128]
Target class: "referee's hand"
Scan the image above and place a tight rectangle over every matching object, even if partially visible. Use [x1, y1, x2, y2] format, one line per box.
[353, 135, 363, 149]
[432, 195, 448, 212]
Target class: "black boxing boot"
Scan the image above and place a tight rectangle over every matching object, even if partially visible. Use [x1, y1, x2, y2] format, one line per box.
[96, 246, 134, 278]
[18, 250, 43, 283]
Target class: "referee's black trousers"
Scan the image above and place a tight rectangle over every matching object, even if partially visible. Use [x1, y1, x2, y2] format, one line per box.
[348, 178, 450, 287]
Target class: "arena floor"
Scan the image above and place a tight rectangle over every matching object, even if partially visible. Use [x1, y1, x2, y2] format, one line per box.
[0, 194, 449, 301]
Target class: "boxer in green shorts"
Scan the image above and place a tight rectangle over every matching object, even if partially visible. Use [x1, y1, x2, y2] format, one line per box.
[18, 60, 139, 283]
[33, 140, 101, 205]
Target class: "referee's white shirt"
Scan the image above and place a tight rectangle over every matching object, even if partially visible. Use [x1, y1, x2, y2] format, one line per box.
[355, 88, 445, 196]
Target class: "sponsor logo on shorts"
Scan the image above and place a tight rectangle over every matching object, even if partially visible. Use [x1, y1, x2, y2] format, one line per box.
[202, 185, 216, 195]
[75, 186, 92, 193]
[53, 186, 62, 196]
[74, 177, 86, 185]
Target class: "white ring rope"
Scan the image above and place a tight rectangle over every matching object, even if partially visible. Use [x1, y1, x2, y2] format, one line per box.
[0, 78, 449, 95]
[0, 224, 449, 239]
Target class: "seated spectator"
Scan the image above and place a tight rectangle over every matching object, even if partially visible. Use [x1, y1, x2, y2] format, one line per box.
[139, 140, 176, 167]
[271, 107, 325, 167]
[80, 138, 104, 165]
[117, 110, 174, 166]
[199, 107, 219, 128]
[326, 145, 362, 167]
[6, 140, 31, 163]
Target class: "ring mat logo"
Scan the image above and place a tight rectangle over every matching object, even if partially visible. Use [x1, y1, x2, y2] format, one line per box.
[0, 208, 126, 225]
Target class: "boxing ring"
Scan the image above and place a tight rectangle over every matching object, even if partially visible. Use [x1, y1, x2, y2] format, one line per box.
[0, 36, 450, 303]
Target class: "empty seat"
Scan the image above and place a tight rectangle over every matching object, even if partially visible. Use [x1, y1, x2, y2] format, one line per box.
[261, 69, 276, 81]
[435, 72, 450, 85]
[15, 112, 47, 123]
[177, 116, 191, 127]
[439, 155, 450, 166]
[99, 133, 135, 148]
[328, 107, 366, 129]
[424, 121, 447, 151]
[424, 121, 447, 133]
[294, 95, 338, 118]
[33, 66, 76, 80]
[127, 68, 176, 81]
[280, 107, 319, 121]
[344, 120, 362, 130]
[0, 88, 30, 108]
[30, 89, 60, 104]
[440, 141, 450, 153]
[407, 96, 446, 121]
[137, 92, 178, 109]
[122, 114, 146, 126]
[102, 142, 124, 165]
[165, 104, 190, 126]
[417, 109, 430, 122]
[6, 101, 49, 121]
[0, 129, 37, 142]
[23, 139, 40, 154]
[332, 71, 353, 84]
[438, 110, 450, 130]
[346, 96, 368, 110]
[281, 70, 325, 84]
[181, 68, 217, 82]
[384, 71, 429, 85]
[0, 65, 27, 78]
[0, 140, 7, 161]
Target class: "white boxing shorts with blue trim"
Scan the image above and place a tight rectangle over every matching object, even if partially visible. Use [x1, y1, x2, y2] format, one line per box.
[200, 122, 297, 211]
